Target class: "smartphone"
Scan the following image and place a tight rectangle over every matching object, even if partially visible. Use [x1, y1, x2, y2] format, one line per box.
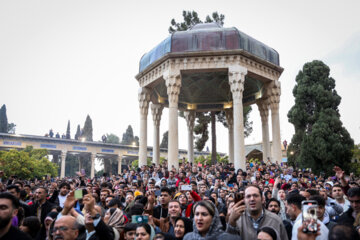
[234, 192, 244, 204]
[132, 215, 149, 223]
[81, 169, 85, 176]
[74, 189, 83, 199]
[302, 200, 318, 233]
[181, 185, 192, 191]
[155, 190, 161, 197]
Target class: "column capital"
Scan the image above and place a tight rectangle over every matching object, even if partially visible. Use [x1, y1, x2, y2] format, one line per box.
[164, 71, 181, 105]
[184, 111, 196, 131]
[228, 66, 247, 101]
[138, 87, 151, 115]
[268, 81, 281, 112]
[257, 100, 270, 122]
[61, 150, 67, 158]
[225, 109, 234, 128]
[151, 103, 164, 127]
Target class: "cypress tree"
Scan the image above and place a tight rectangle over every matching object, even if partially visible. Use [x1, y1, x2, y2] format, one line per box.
[66, 120, 71, 139]
[0, 104, 8, 133]
[82, 115, 93, 141]
[75, 125, 81, 140]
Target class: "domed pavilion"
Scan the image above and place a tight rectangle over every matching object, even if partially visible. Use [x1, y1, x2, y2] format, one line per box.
[135, 23, 283, 170]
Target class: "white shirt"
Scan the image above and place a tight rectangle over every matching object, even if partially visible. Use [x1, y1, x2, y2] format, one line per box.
[291, 213, 329, 240]
[58, 194, 67, 208]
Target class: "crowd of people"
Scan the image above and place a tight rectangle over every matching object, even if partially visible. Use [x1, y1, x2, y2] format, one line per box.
[0, 160, 360, 240]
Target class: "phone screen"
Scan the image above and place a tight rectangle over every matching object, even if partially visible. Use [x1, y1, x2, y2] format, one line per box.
[74, 189, 83, 199]
[302, 200, 318, 233]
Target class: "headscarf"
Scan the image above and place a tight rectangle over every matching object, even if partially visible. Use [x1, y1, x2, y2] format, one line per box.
[108, 208, 126, 232]
[174, 217, 193, 240]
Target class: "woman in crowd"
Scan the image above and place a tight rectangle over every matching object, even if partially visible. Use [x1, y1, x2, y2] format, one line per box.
[103, 207, 127, 237]
[174, 217, 193, 240]
[136, 223, 155, 240]
[257, 227, 277, 240]
[20, 216, 41, 239]
[183, 201, 240, 240]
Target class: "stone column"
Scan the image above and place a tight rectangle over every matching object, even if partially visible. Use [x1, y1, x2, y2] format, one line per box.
[269, 81, 282, 163]
[184, 111, 195, 164]
[229, 65, 247, 170]
[151, 104, 163, 165]
[225, 109, 234, 163]
[60, 151, 67, 179]
[78, 156, 82, 172]
[164, 70, 181, 170]
[117, 154, 123, 175]
[257, 100, 271, 161]
[138, 87, 150, 167]
[90, 153, 96, 178]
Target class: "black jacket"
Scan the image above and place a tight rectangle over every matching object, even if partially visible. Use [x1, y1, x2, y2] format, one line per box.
[29, 200, 57, 240]
[337, 207, 355, 226]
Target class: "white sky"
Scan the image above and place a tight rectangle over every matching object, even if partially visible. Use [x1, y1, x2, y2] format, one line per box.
[0, 0, 359, 155]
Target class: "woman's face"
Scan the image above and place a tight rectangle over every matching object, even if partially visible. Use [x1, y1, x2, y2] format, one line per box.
[19, 225, 29, 233]
[174, 219, 185, 238]
[179, 194, 187, 205]
[136, 226, 150, 240]
[185, 191, 193, 202]
[194, 206, 213, 235]
[257, 231, 273, 240]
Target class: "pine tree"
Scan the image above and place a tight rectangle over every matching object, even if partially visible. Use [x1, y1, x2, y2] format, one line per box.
[75, 125, 81, 140]
[287, 60, 354, 175]
[0, 105, 8, 133]
[121, 125, 135, 145]
[66, 120, 71, 139]
[82, 115, 93, 141]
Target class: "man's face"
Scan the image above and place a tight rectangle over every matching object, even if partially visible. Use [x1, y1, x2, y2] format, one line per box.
[0, 199, 17, 228]
[199, 185, 206, 194]
[53, 217, 79, 240]
[35, 188, 47, 202]
[7, 188, 19, 199]
[100, 191, 109, 202]
[126, 195, 134, 204]
[349, 195, 360, 214]
[244, 186, 262, 213]
[60, 186, 69, 196]
[24, 186, 31, 194]
[319, 190, 328, 200]
[332, 187, 344, 200]
[219, 189, 226, 198]
[285, 202, 297, 221]
[169, 172, 174, 178]
[317, 205, 325, 219]
[125, 230, 136, 240]
[168, 202, 181, 218]
[267, 200, 280, 214]
[159, 192, 170, 206]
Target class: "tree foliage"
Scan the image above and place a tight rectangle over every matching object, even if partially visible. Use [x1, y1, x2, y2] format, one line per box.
[66, 120, 71, 139]
[82, 115, 93, 141]
[160, 131, 168, 149]
[106, 133, 120, 144]
[287, 60, 354, 175]
[75, 124, 81, 140]
[0, 146, 58, 179]
[121, 125, 139, 146]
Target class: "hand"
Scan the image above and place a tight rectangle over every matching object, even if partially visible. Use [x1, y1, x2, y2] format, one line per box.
[297, 223, 320, 240]
[334, 166, 345, 180]
[62, 191, 77, 215]
[228, 200, 246, 227]
[83, 194, 96, 215]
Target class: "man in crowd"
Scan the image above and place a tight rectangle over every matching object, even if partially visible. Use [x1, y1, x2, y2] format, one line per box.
[153, 187, 171, 219]
[53, 215, 79, 240]
[332, 185, 350, 213]
[337, 187, 360, 226]
[309, 195, 337, 230]
[0, 192, 32, 239]
[227, 185, 288, 239]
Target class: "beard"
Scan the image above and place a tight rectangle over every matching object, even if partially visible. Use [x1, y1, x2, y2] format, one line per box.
[0, 215, 12, 228]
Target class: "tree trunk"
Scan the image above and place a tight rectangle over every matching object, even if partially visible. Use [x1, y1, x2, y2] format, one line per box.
[211, 112, 217, 165]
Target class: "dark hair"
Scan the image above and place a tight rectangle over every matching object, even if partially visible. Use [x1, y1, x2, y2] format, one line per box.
[266, 198, 280, 209]
[108, 198, 123, 208]
[59, 182, 70, 190]
[347, 187, 360, 198]
[174, 217, 193, 236]
[286, 193, 306, 210]
[194, 201, 216, 217]
[160, 187, 171, 195]
[137, 223, 151, 235]
[306, 189, 319, 196]
[309, 195, 325, 207]
[129, 203, 144, 217]
[0, 192, 19, 209]
[245, 185, 263, 199]
[22, 216, 41, 238]
[7, 185, 20, 193]
[169, 200, 181, 207]
[329, 224, 360, 240]
[36, 186, 48, 194]
[124, 222, 137, 233]
[258, 226, 277, 240]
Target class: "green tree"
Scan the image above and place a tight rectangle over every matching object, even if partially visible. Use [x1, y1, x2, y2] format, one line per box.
[0, 105, 8, 133]
[75, 124, 81, 140]
[82, 115, 93, 141]
[106, 133, 120, 144]
[66, 120, 71, 139]
[121, 125, 139, 146]
[160, 131, 168, 149]
[169, 11, 253, 163]
[287, 60, 354, 175]
[0, 146, 58, 178]
[7, 123, 16, 134]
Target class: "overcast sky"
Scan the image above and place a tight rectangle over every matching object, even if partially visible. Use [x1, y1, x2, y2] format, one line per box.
[0, 0, 359, 155]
